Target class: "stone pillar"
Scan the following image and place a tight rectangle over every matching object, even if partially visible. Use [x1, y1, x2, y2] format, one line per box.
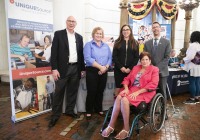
[152, 6, 157, 22]
[183, 10, 192, 49]
[171, 17, 176, 49]
[119, 0, 129, 28]
[178, 11, 192, 59]
[177, 0, 199, 60]
[177, 10, 192, 60]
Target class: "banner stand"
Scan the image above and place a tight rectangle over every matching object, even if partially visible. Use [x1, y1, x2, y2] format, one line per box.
[5, 0, 54, 123]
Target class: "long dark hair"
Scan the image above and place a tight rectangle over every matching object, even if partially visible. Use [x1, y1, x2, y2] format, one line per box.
[44, 35, 52, 43]
[114, 24, 138, 50]
[190, 31, 200, 44]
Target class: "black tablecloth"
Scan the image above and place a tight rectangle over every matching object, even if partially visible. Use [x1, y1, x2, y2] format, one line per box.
[167, 70, 189, 95]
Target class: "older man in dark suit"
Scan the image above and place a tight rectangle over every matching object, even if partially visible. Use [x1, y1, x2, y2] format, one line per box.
[144, 21, 171, 119]
[48, 16, 85, 128]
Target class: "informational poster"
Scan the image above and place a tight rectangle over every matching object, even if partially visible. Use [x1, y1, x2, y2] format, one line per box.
[129, 10, 171, 53]
[5, 0, 54, 122]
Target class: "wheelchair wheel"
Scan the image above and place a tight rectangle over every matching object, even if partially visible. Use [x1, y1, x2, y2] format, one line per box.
[149, 93, 166, 133]
[100, 107, 113, 133]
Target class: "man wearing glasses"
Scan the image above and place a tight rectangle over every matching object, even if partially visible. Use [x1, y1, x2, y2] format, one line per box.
[48, 16, 85, 128]
[144, 21, 171, 120]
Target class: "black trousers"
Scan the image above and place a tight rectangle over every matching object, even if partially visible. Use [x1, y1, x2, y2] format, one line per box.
[85, 67, 107, 114]
[51, 65, 80, 119]
[46, 92, 53, 109]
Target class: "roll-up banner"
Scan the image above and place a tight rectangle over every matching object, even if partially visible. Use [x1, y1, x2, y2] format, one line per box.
[5, 0, 54, 123]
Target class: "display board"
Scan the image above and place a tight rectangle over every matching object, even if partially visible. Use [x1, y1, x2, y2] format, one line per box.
[5, 0, 54, 122]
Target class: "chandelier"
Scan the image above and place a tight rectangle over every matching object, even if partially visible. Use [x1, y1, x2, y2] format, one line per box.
[178, 0, 199, 11]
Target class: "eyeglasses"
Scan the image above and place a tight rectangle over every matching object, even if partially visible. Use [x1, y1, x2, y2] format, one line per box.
[67, 20, 76, 23]
[122, 29, 130, 31]
[152, 26, 160, 29]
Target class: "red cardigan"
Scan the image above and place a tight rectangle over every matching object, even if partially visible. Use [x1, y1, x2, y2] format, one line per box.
[120, 65, 159, 106]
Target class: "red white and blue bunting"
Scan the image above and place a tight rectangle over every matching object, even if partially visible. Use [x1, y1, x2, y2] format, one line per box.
[156, 0, 178, 20]
[128, 0, 178, 20]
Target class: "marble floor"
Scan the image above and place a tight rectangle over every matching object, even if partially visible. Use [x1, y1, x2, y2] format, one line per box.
[0, 82, 200, 140]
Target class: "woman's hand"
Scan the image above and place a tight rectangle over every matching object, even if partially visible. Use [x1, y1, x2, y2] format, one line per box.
[125, 68, 131, 73]
[41, 57, 46, 60]
[99, 66, 107, 75]
[120, 67, 126, 73]
[129, 92, 139, 100]
[119, 88, 129, 96]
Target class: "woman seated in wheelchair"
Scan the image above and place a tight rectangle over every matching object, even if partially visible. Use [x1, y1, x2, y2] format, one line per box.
[101, 51, 159, 139]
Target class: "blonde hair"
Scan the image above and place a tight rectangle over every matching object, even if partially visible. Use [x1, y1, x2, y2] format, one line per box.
[91, 27, 104, 38]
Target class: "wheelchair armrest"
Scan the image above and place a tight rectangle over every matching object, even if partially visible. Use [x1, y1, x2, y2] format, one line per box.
[147, 88, 159, 92]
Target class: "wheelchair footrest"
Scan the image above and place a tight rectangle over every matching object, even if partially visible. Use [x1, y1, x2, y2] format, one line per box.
[140, 117, 148, 125]
[138, 117, 149, 130]
[138, 122, 149, 130]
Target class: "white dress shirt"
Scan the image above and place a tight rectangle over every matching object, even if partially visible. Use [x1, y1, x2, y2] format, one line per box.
[42, 45, 52, 62]
[67, 29, 77, 63]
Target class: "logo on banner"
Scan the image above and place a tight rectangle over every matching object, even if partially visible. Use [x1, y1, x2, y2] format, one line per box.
[9, 0, 51, 13]
[177, 80, 189, 86]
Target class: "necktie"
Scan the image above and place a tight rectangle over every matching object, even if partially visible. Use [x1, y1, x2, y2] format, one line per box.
[153, 39, 158, 54]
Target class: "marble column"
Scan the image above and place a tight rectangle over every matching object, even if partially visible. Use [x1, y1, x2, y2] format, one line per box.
[119, 0, 129, 28]
[171, 17, 176, 49]
[177, 0, 199, 60]
[152, 6, 157, 22]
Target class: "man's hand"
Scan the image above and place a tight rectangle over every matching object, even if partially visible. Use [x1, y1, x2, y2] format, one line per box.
[19, 56, 26, 62]
[81, 71, 86, 78]
[24, 54, 28, 59]
[52, 70, 60, 81]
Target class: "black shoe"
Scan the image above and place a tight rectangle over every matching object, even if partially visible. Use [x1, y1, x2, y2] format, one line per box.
[48, 118, 58, 128]
[65, 113, 80, 119]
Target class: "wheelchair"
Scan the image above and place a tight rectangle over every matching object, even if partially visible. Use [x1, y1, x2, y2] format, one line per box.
[100, 91, 166, 140]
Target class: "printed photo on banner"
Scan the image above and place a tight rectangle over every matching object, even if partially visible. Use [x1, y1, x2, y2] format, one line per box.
[9, 29, 54, 70]
[13, 78, 38, 118]
[36, 75, 55, 111]
[34, 32, 53, 68]
[129, 10, 171, 54]
[129, 11, 153, 53]
[10, 29, 36, 70]
[6, 0, 54, 122]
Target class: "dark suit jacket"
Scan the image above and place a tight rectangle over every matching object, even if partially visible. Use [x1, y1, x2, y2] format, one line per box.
[51, 29, 85, 79]
[113, 40, 139, 70]
[144, 37, 171, 77]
